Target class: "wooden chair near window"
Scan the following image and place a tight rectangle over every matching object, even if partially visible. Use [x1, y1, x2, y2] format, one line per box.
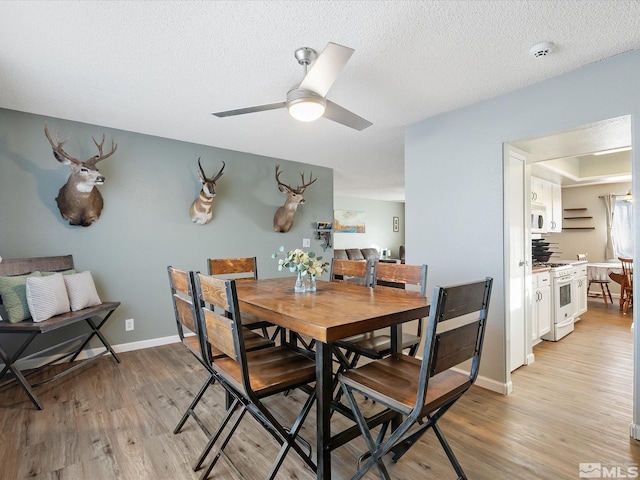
[207, 257, 273, 338]
[578, 253, 613, 305]
[192, 273, 317, 480]
[338, 277, 493, 480]
[619, 257, 633, 314]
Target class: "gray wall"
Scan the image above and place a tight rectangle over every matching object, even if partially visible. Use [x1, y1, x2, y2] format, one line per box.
[405, 47, 640, 406]
[333, 195, 405, 258]
[0, 108, 333, 351]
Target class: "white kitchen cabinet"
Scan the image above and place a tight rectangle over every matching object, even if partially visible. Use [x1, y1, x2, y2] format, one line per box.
[573, 264, 588, 319]
[548, 183, 563, 232]
[531, 176, 550, 207]
[531, 177, 562, 233]
[532, 271, 551, 342]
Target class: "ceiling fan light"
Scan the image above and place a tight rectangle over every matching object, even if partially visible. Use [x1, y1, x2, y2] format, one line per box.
[288, 98, 326, 122]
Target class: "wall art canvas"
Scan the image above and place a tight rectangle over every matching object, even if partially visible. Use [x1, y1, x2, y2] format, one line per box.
[334, 210, 365, 233]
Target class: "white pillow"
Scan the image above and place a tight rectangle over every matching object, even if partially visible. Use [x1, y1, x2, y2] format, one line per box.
[64, 271, 102, 311]
[26, 273, 71, 322]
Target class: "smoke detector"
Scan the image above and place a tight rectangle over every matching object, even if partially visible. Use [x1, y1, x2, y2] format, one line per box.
[530, 42, 555, 58]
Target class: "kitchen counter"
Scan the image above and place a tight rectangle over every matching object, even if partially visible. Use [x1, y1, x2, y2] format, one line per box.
[555, 259, 588, 266]
[532, 265, 551, 273]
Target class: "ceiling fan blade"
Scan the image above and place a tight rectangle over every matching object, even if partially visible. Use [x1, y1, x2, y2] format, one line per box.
[212, 102, 286, 118]
[299, 43, 354, 97]
[324, 100, 372, 131]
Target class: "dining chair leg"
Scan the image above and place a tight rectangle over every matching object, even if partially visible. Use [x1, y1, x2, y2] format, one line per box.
[432, 422, 467, 480]
[174, 372, 217, 435]
[193, 397, 244, 472]
[266, 390, 317, 479]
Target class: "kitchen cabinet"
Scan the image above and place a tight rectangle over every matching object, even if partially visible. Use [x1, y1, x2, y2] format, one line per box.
[532, 271, 551, 342]
[548, 183, 563, 232]
[531, 176, 550, 207]
[573, 264, 588, 319]
[531, 177, 562, 233]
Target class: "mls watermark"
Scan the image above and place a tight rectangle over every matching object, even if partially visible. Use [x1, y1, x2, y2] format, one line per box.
[579, 463, 639, 478]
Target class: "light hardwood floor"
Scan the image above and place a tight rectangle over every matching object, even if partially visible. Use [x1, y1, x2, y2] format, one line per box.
[1, 299, 639, 479]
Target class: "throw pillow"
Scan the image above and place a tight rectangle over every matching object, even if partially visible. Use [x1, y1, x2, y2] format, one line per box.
[26, 273, 71, 322]
[64, 271, 102, 311]
[42, 269, 77, 276]
[0, 271, 43, 323]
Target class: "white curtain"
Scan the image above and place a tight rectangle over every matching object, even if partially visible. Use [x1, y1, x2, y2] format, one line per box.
[612, 196, 634, 258]
[603, 194, 615, 259]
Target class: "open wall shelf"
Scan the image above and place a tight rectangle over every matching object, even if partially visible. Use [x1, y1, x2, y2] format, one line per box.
[563, 208, 594, 230]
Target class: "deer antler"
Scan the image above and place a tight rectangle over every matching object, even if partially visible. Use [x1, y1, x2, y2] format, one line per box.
[274, 164, 317, 193]
[275, 164, 286, 188]
[90, 134, 118, 165]
[295, 171, 317, 193]
[44, 123, 80, 165]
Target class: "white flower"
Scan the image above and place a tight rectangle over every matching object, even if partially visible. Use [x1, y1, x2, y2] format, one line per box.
[272, 246, 329, 277]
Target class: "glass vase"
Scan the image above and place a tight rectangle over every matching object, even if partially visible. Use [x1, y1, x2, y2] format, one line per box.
[308, 274, 317, 292]
[294, 271, 306, 293]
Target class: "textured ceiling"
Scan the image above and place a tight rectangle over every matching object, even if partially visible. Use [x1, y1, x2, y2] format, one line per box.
[1, 1, 640, 201]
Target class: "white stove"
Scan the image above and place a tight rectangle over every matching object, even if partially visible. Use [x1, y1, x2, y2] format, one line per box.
[535, 262, 575, 341]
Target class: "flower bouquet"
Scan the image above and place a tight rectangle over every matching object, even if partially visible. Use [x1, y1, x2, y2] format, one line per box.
[272, 246, 329, 292]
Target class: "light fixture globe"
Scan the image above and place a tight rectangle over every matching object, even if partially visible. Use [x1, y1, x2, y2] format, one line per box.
[286, 88, 326, 122]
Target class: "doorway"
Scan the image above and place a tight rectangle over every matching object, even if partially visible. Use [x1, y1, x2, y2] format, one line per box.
[505, 115, 633, 384]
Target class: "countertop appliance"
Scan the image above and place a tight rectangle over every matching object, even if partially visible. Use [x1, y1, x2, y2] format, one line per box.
[535, 262, 575, 341]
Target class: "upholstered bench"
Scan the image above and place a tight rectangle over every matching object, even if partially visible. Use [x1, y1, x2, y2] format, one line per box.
[0, 255, 120, 409]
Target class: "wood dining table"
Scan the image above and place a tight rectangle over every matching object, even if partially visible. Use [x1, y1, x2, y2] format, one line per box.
[234, 276, 429, 480]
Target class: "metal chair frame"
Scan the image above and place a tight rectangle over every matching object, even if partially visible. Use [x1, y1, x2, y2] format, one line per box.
[339, 277, 493, 480]
[192, 273, 317, 480]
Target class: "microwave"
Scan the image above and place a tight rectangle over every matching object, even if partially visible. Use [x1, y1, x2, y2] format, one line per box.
[531, 206, 546, 233]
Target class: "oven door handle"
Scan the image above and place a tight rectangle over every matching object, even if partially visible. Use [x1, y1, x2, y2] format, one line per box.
[557, 317, 574, 328]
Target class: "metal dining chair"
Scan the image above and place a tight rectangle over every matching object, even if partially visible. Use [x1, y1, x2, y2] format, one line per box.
[339, 277, 493, 480]
[192, 272, 317, 480]
[167, 266, 273, 438]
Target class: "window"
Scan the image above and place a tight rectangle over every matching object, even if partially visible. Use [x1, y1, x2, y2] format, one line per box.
[612, 197, 633, 258]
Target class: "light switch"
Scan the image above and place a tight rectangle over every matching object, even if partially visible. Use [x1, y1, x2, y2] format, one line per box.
[302, 238, 311, 248]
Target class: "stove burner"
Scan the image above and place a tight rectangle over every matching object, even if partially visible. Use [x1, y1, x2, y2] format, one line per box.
[533, 262, 572, 270]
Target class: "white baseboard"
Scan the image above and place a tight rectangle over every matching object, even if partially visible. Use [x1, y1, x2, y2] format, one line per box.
[2, 335, 181, 371]
[5, 335, 512, 396]
[630, 423, 640, 440]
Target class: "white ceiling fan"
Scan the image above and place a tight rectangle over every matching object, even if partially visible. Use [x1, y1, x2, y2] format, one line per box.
[212, 42, 372, 131]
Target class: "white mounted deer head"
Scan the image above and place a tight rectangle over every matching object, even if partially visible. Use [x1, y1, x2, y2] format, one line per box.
[190, 158, 225, 225]
[44, 123, 117, 227]
[273, 164, 317, 233]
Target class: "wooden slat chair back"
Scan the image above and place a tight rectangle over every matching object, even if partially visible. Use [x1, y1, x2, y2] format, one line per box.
[207, 257, 272, 337]
[192, 273, 317, 480]
[167, 266, 216, 437]
[330, 258, 376, 286]
[339, 277, 493, 480]
[619, 257, 633, 314]
[168, 267, 204, 361]
[335, 263, 427, 361]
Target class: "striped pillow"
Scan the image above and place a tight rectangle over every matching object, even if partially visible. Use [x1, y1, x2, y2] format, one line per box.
[26, 273, 71, 322]
[64, 271, 102, 311]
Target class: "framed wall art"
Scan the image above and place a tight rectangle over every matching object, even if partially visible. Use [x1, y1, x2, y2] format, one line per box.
[334, 210, 365, 233]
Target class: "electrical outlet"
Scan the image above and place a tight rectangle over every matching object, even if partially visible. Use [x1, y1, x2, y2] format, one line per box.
[302, 238, 311, 248]
[125, 318, 134, 331]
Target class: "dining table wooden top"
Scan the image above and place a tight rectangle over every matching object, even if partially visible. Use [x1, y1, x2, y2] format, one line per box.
[234, 277, 429, 343]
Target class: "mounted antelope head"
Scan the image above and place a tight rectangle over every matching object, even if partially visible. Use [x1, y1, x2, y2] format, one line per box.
[190, 158, 225, 225]
[44, 123, 117, 227]
[273, 164, 317, 233]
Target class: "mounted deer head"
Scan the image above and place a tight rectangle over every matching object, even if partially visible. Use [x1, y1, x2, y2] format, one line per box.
[44, 123, 117, 227]
[190, 158, 225, 225]
[273, 164, 317, 233]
